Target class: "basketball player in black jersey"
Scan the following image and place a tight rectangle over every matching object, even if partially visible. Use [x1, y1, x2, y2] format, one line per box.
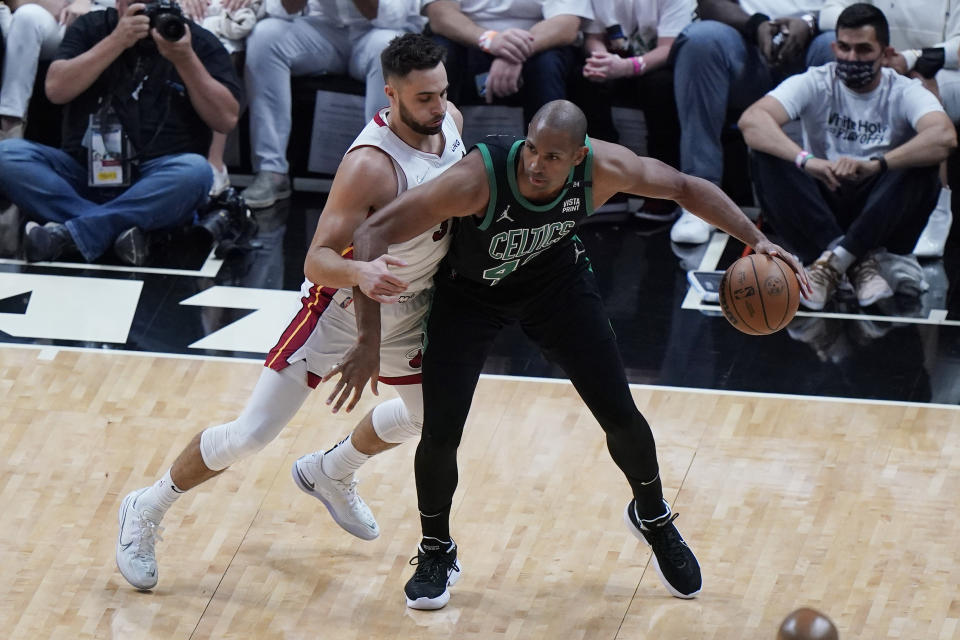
[337, 100, 809, 610]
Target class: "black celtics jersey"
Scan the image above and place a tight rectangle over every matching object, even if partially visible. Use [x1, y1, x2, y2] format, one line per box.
[446, 136, 596, 286]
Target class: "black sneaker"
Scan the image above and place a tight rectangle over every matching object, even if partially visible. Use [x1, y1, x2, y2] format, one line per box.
[625, 499, 701, 599]
[23, 221, 78, 262]
[0, 202, 21, 258]
[404, 537, 462, 610]
[113, 227, 149, 266]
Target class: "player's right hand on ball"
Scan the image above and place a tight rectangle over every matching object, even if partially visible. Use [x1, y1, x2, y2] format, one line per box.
[754, 239, 811, 298]
[357, 254, 409, 303]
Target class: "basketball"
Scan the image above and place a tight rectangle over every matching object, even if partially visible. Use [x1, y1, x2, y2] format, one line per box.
[719, 254, 800, 335]
[777, 607, 839, 640]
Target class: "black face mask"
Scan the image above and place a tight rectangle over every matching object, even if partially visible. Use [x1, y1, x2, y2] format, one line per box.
[836, 57, 880, 89]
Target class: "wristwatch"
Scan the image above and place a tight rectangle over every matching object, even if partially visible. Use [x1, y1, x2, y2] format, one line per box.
[870, 155, 888, 173]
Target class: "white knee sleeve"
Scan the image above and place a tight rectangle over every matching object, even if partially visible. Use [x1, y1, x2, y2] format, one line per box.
[371, 387, 423, 444]
[200, 363, 311, 471]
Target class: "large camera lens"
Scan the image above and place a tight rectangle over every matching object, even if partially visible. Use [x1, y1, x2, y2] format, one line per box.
[154, 13, 185, 41]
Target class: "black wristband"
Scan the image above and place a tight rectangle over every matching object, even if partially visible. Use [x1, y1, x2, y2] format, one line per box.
[743, 13, 771, 45]
[870, 155, 888, 173]
[915, 47, 946, 79]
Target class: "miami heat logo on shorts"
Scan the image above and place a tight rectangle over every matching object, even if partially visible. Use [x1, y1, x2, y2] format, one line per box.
[405, 347, 423, 370]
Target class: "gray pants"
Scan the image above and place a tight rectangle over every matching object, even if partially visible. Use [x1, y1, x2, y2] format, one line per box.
[672, 20, 835, 186]
[244, 16, 404, 174]
[0, 4, 63, 120]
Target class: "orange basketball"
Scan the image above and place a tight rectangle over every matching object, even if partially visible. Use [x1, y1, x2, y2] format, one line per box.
[719, 254, 800, 335]
[777, 607, 839, 640]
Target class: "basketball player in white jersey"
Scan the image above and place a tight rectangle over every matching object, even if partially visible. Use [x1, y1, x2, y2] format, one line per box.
[115, 33, 465, 591]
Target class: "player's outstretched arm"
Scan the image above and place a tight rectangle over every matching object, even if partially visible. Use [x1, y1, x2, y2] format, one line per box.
[353, 149, 490, 301]
[304, 147, 404, 412]
[591, 139, 810, 293]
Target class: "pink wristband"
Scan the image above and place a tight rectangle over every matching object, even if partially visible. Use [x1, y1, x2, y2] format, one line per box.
[631, 56, 645, 75]
[478, 30, 498, 53]
[795, 150, 812, 169]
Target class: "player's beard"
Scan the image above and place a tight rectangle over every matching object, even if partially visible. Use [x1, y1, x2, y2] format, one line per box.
[398, 100, 443, 135]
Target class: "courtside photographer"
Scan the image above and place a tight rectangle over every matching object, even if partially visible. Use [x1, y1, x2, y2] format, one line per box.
[0, 0, 242, 266]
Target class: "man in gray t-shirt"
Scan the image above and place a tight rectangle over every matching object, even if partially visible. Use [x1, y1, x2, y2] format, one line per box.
[738, 3, 955, 311]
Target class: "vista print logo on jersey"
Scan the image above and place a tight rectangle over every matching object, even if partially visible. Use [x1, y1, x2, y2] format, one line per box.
[562, 198, 580, 214]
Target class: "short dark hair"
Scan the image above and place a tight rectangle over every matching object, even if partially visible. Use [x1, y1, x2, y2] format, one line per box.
[837, 3, 890, 48]
[380, 33, 447, 81]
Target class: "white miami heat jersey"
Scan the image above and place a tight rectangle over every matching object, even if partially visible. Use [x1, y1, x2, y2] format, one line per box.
[346, 107, 465, 293]
[272, 109, 463, 384]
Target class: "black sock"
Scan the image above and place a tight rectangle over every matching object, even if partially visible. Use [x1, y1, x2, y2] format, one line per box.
[631, 472, 667, 521]
[419, 504, 451, 541]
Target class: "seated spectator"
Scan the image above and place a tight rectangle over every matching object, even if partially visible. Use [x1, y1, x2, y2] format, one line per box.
[422, 0, 593, 127]
[0, 0, 242, 265]
[821, 0, 959, 257]
[738, 3, 955, 310]
[181, 0, 264, 196]
[0, 0, 109, 142]
[576, 0, 694, 220]
[240, 0, 422, 209]
[669, 0, 836, 245]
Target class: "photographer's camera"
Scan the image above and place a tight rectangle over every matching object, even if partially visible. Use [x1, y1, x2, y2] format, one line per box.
[142, 0, 186, 41]
[197, 187, 260, 257]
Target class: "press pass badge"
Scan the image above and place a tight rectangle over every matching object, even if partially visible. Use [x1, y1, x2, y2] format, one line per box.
[88, 107, 131, 187]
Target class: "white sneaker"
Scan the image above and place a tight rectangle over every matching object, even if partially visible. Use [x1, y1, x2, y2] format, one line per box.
[670, 210, 714, 244]
[913, 189, 952, 258]
[292, 452, 380, 540]
[116, 488, 163, 590]
[850, 252, 893, 307]
[800, 250, 844, 311]
[209, 164, 230, 197]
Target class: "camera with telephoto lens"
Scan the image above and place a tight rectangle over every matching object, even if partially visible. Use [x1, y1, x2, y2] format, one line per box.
[142, 0, 187, 42]
[196, 187, 260, 256]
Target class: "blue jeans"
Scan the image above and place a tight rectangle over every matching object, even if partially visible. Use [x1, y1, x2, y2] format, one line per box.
[431, 34, 577, 126]
[673, 20, 835, 185]
[0, 139, 212, 261]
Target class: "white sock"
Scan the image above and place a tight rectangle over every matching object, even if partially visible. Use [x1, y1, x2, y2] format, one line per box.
[321, 435, 371, 480]
[135, 469, 184, 520]
[832, 245, 856, 272]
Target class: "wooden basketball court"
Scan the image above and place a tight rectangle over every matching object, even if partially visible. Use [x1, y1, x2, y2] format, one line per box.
[2, 345, 958, 639]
